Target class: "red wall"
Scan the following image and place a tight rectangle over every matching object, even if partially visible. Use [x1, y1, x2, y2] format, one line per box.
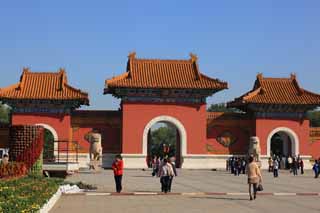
[206, 119, 254, 155]
[122, 102, 207, 154]
[72, 126, 121, 153]
[255, 118, 310, 156]
[12, 113, 71, 141]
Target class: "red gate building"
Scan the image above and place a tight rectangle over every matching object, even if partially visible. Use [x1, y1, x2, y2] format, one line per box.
[1, 54, 320, 169]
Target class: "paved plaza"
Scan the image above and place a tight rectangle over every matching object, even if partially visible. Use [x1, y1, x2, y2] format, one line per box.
[50, 169, 320, 213]
[64, 169, 320, 193]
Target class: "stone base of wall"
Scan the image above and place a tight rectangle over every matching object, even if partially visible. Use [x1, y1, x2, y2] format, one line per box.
[111, 154, 314, 170]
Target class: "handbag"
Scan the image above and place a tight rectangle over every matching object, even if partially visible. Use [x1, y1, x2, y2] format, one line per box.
[256, 183, 263, 192]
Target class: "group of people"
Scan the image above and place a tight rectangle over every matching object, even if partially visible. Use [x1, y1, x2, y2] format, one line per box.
[151, 156, 177, 193]
[268, 155, 305, 177]
[226, 157, 247, 176]
[111, 155, 177, 194]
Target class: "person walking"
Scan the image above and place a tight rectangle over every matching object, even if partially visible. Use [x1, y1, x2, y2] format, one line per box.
[268, 157, 273, 173]
[288, 155, 293, 172]
[247, 156, 262, 201]
[292, 157, 298, 176]
[112, 155, 124, 193]
[158, 158, 174, 193]
[273, 158, 279, 178]
[300, 158, 304, 175]
[313, 160, 319, 178]
[168, 158, 178, 192]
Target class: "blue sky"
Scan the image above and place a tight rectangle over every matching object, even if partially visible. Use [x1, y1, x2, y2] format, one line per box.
[0, 1, 319, 109]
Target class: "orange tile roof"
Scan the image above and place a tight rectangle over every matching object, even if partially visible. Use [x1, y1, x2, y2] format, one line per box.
[105, 52, 227, 92]
[0, 68, 89, 105]
[228, 73, 320, 106]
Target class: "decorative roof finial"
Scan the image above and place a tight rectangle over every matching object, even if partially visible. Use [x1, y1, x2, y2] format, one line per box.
[257, 73, 263, 80]
[59, 68, 66, 74]
[128, 51, 136, 60]
[190, 53, 198, 63]
[22, 67, 30, 73]
[290, 73, 296, 80]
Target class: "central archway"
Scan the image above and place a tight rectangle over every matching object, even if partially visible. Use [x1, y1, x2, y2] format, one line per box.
[143, 115, 187, 167]
[267, 127, 299, 157]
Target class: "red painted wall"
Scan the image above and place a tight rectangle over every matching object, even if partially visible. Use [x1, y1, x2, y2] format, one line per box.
[255, 118, 310, 156]
[72, 126, 121, 154]
[12, 113, 71, 141]
[122, 102, 207, 154]
[206, 119, 254, 155]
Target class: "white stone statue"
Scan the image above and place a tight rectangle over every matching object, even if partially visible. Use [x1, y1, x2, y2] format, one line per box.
[85, 130, 102, 161]
[248, 136, 261, 162]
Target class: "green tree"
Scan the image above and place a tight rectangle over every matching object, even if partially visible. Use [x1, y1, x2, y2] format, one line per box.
[0, 104, 10, 124]
[149, 126, 177, 158]
[307, 110, 320, 127]
[207, 103, 240, 113]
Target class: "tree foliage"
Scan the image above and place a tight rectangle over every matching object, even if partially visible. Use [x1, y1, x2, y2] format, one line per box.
[0, 104, 10, 124]
[149, 126, 176, 158]
[307, 110, 320, 127]
[207, 103, 240, 113]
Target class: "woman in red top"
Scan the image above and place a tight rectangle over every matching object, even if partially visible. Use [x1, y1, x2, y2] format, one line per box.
[112, 155, 124, 193]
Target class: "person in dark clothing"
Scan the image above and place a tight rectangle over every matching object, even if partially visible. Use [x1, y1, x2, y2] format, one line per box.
[230, 157, 235, 174]
[112, 155, 124, 193]
[292, 158, 298, 176]
[313, 160, 319, 178]
[158, 159, 174, 193]
[241, 158, 246, 174]
[300, 159, 304, 175]
[234, 158, 239, 176]
[168, 158, 178, 192]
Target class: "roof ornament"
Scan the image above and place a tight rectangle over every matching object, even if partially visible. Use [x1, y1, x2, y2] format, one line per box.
[190, 53, 198, 63]
[22, 67, 30, 73]
[257, 73, 263, 80]
[19, 67, 30, 90]
[290, 73, 296, 80]
[128, 51, 136, 60]
[58, 68, 67, 91]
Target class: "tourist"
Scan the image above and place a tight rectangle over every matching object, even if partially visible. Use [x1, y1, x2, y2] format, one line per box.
[247, 156, 262, 201]
[288, 155, 293, 172]
[313, 160, 319, 179]
[234, 158, 239, 176]
[1, 154, 9, 166]
[300, 158, 304, 175]
[112, 154, 124, 193]
[158, 158, 174, 193]
[273, 158, 279, 178]
[152, 156, 160, 177]
[268, 157, 273, 173]
[292, 157, 298, 176]
[241, 158, 246, 174]
[230, 157, 235, 174]
[168, 157, 178, 192]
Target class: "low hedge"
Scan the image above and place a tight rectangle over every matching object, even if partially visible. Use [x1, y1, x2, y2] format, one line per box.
[0, 176, 63, 213]
[0, 162, 27, 179]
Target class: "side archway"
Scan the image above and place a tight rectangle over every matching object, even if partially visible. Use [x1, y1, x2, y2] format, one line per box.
[267, 127, 299, 157]
[35, 123, 59, 158]
[142, 115, 187, 159]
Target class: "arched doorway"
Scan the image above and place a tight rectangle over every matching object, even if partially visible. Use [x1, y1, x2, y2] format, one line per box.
[143, 115, 187, 168]
[267, 127, 299, 158]
[35, 124, 59, 163]
[270, 132, 292, 157]
[147, 121, 181, 167]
